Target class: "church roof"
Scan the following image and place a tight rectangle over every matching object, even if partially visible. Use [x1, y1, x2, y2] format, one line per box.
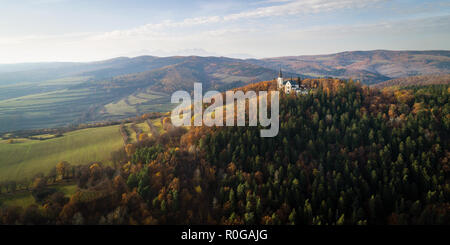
[278, 68, 283, 78]
[284, 78, 299, 86]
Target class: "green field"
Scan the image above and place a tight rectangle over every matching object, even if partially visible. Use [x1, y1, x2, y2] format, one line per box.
[0, 88, 103, 132]
[103, 90, 172, 117]
[54, 183, 78, 197]
[125, 123, 138, 143]
[0, 125, 124, 182]
[29, 134, 58, 140]
[0, 183, 78, 208]
[136, 122, 151, 136]
[150, 118, 165, 134]
[0, 191, 35, 208]
[0, 84, 173, 133]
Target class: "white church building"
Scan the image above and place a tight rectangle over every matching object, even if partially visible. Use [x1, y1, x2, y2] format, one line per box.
[277, 69, 309, 95]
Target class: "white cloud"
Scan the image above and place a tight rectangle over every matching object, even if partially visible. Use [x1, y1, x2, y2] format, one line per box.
[225, 0, 384, 20]
[291, 14, 450, 36]
[0, 0, 385, 43]
[89, 0, 384, 41]
[87, 16, 223, 41]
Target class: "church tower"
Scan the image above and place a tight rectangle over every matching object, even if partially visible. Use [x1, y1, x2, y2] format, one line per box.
[277, 68, 284, 89]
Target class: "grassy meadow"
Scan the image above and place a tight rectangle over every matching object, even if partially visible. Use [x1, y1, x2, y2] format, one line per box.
[123, 121, 157, 143]
[136, 122, 151, 136]
[0, 124, 124, 182]
[0, 183, 78, 208]
[149, 118, 165, 134]
[0, 191, 35, 208]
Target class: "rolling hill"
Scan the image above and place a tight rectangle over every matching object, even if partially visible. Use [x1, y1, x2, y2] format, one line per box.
[372, 73, 450, 88]
[1, 50, 449, 132]
[246, 50, 450, 84]
[0, 56, 298, 132]
[97, 56, 297, 93]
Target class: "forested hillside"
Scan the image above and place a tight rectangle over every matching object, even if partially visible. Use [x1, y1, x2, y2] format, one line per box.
[373, 74, 450, 88]
[1, 79, 448, 225]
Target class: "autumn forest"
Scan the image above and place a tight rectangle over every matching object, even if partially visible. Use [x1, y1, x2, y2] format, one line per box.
[0, 78, 448, 225]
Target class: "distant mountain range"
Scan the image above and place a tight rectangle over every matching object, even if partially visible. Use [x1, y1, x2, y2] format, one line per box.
[246, 50, 450, 85]
[0, 50, 449, 132]
[1, 50, 449, 87]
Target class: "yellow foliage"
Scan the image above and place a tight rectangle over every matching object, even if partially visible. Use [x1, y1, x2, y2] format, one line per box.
[227, 162, 236, 174]
[90, 163, 100, 170]
[388, 104, 397, 119]
[394, 90, 414, 104]
[412, 102, 423, 114]
[89, 163, 101, 175]
[312, 168, 320, 177]
[32, 177, 46, 190]
[169, 177, 180, 191]
[125, 144, 135, 156]
[139, 133, 149, 141]
[195, 185, 202, 194]
[122, 161, 131, 173]
[163, 117, 171, 124]
[56, 161, 70, 180]
[142, 216, 158, 225]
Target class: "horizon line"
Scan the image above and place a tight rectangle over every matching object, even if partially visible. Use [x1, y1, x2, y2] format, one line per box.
[1, 49, 450, 65]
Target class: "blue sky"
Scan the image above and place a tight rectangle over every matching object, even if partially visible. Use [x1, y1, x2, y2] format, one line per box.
[0, 0, 449, 63]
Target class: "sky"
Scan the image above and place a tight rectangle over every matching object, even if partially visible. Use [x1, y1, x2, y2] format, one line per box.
[0, 0, 449, 63]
